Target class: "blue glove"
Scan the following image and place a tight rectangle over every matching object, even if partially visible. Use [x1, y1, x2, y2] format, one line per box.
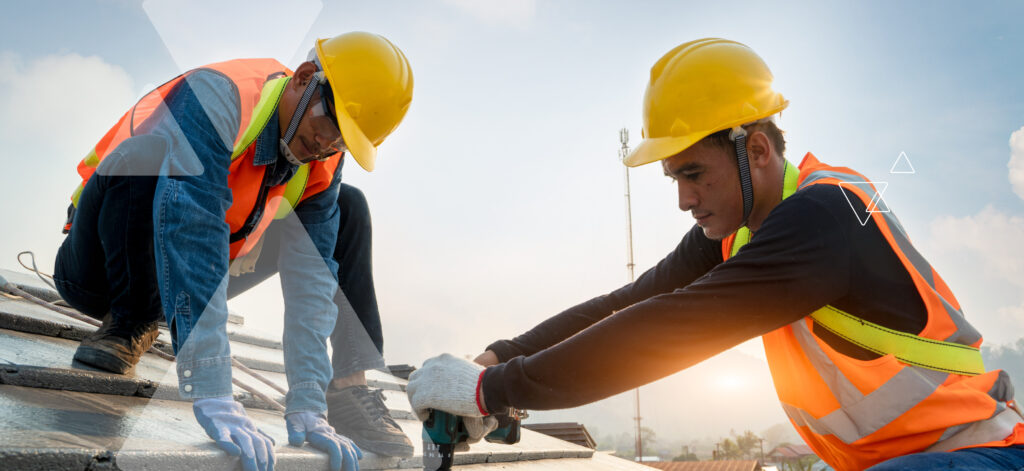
[193, 396, 276, 471]
[286, 411, 362, 471]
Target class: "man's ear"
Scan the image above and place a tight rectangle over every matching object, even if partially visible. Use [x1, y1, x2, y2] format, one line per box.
[746, 130, 773, 168]
[291, 61, 318, 89]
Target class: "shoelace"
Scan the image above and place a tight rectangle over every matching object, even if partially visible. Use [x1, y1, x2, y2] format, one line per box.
[361, 388, 398, 427]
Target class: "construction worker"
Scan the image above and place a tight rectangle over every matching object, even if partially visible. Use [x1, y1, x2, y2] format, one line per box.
[406, 38, 1024, 470]
[53, 32, 415, 470]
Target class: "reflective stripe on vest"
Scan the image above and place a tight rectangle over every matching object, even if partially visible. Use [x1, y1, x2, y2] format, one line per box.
[721, 153, 1023, 470]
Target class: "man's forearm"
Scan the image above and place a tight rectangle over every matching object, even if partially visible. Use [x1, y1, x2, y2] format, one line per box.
[279, 196, 342, 413]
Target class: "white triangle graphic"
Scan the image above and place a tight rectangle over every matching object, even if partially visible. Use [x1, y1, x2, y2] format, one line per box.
[143, 0, 322, 72]
[838, 182, 890, 226]
[890, 151, 915, 174]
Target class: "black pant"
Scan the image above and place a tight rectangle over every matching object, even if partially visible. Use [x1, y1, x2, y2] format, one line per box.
[55, 151, 385, 369]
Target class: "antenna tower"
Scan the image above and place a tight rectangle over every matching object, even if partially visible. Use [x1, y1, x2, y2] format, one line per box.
[619, 128, 642, 462]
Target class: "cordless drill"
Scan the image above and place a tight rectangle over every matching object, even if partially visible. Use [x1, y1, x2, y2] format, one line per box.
[421, 408, 527, 470]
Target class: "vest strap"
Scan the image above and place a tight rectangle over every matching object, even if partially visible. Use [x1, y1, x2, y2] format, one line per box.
[810, 305, 985, 375]
[275, 163, 310, 220]
[232, 76, 290, 160]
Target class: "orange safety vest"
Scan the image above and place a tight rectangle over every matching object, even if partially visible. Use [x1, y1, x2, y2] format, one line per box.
[65, 59, 341, 260]
[722, 153, 1024, 470]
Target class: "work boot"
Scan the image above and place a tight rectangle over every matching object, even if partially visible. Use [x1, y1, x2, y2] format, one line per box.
[327, 385, 414, 457]
[73, 312, 160, 374]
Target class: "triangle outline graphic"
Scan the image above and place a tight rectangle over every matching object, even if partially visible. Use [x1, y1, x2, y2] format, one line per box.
[838, 182, 890, 226]
[890, 151, 916, 174]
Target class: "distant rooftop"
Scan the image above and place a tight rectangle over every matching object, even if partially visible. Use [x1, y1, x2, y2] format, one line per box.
[644, 460, 762, 471]
[523, 422, 597, 449]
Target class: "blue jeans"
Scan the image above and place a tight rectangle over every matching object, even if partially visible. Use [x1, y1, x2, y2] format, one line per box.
[228, 183, 386, 378]
[55, 157, 385, 380]
[867, 445, 1024, 470]
[54, 148, 163, 327]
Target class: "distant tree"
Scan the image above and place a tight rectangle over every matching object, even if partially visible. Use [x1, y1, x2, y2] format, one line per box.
[761, 422, 797, 449]
[718, 438, 742, 459]
[640, 426, 659, 457]
[673, 445, 698, 462]
[783, 455, 820, 471]
[611, 431, 634, 458]
[734, 430, 760, 459]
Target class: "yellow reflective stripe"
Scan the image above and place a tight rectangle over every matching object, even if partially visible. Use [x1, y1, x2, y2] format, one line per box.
[730, 227, 750, 257]
[70, 182, 85, 208]
[232, 76, 290, 160]
[781, 158, 798, 200]
[274, 163, 310, 219]
[729, 160, 799, 257]
[83, 148, 100, 168]
[810, 305, 984, 376]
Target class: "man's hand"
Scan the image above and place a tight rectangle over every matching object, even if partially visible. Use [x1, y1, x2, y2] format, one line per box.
[286, 412, 362, 471]
[407, 353, 488, 421]
[193, 396, 276, 471]
[473, 350, 499, 366]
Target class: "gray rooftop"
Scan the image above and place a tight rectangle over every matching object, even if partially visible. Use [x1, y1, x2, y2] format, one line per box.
[0, 268, 649, 470]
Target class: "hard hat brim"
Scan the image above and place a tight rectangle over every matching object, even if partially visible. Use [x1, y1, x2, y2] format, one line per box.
[335, 101, 377, 172]
[626, 101, 788, 168]
[624, 132, 710, 168]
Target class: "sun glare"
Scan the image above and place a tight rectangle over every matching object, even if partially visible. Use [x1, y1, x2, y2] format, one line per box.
[714, 374, 747, 391]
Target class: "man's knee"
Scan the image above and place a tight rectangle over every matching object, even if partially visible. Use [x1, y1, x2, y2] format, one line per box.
[337, 183, 369, 210]
[336, 183, 371, 228]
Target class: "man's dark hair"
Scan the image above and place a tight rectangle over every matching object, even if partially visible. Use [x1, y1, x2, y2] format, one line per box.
[700, 119, 786, 157]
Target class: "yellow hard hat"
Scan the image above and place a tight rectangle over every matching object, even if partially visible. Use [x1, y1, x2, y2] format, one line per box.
[316, 32, 414, 172]
[625, 38, 788, 167]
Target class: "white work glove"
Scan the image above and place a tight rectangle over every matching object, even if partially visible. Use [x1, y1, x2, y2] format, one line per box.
[193, 396, 276, 471]
[453, 416, 500, 452]
[407, 353, 489, 421]
[285, 411, 362, 471]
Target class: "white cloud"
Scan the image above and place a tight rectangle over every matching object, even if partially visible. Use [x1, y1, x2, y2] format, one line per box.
[0, 52, 136, 274]
[927, 207, 1024, 344]
[996, 303, 1024, 330]
[442, 0, 537, 28]
[929, 206, 1024, 283]
[1009, 125, 1024, 200]
[0, 52, 135, 157]
[924, 126, 1024, 345]
[142, 0, 321, 71]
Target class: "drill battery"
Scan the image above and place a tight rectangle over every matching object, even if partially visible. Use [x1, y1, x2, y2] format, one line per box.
[422, 408, 527, 470]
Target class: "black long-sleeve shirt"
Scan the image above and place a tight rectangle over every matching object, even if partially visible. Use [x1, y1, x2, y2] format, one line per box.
[482, 183, 929, 412]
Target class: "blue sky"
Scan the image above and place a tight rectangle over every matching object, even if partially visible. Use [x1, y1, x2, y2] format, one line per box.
[3, 0, 1024, 442]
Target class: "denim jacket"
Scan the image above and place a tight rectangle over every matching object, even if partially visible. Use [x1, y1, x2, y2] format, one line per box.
[145, 69, 342, 414]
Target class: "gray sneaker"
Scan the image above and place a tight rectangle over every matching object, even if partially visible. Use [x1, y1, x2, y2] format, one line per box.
[327, 385, 414, 457]
[73, 313, 160, 374]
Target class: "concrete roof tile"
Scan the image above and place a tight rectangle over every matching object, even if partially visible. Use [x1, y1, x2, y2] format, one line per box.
[0, 267, 645, 469]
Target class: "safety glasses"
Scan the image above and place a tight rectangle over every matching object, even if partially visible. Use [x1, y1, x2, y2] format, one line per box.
[311, 82, 344, 154]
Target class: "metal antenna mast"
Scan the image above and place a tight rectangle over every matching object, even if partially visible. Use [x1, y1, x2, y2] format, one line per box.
[619, 128, 642, 462]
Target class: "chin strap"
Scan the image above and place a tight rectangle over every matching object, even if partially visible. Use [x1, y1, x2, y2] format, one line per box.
[730, 125, 755, 225]
[280, 71, 333, 166]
